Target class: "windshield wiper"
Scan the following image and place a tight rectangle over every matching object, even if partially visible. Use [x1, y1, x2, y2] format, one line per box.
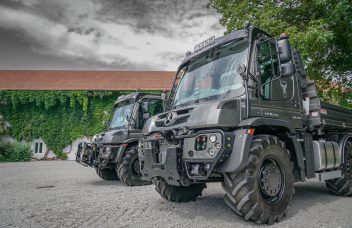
[174, 100, 196, 109]
[174, 95, 218, 109]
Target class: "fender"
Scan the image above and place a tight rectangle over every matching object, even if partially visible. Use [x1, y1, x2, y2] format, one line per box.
[218, 118, 305, 181]
[238, 117, 295, 132]
[113, 138, 140, 165]
[218, 129, 253, 173]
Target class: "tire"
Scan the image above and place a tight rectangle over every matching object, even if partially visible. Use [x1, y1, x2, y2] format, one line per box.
[95, 167, 119, 181]
[117, 146, 151, 186]
[222, 135, 294, 224]
[326, 138, 352, 196]
[153, 177, 206, 202]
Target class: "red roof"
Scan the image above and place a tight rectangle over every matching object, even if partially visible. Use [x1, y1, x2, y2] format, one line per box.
[0, 70, 175, 91]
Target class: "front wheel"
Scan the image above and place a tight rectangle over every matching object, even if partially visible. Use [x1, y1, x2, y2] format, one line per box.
[222, 135, 294, 224]
[95, 167, 119, 181]
[117, 146, 151, 186]
[153, 177, 206, 202]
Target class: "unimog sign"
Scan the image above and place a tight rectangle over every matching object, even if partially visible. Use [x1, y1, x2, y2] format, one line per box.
[139, 23, 352, 224]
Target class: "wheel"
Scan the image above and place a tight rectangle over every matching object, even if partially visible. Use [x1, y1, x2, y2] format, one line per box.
[222, 135, 294, 224]
[117, 146, 150, 186]
[153, 177, 206, 202]
[326, 137, 352, 196]
[95, 167, 119, 181]
[96, 167, 118, 181]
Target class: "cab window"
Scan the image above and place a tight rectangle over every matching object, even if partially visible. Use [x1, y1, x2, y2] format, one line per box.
[257, 39, 279, 100]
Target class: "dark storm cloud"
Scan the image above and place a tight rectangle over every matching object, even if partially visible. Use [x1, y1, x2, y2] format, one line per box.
[0, 0, 224, 70]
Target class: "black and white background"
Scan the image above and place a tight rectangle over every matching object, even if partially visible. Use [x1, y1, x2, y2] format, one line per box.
[0, 0, 225, 70]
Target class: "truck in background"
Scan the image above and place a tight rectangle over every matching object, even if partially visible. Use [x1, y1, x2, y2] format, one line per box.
[77, 92, 164, 186]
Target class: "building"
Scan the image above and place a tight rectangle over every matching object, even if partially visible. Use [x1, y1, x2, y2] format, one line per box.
[0, 70, 175, 160]
[0, 70, 175, 91]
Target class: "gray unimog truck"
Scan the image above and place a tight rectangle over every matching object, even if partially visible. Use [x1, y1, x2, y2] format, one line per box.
[139, 23, 352, 224]
[76, 92, 163, 186]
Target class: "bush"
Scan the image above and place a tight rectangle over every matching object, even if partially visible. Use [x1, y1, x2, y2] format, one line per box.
[0, 115, 7, 136]
[0, 142, 32, 162]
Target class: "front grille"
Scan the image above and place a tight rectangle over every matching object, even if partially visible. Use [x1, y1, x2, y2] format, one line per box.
[155, 107, 193, 127]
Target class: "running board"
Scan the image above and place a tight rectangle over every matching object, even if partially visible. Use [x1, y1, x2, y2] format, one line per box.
[312, 170, 342, 181]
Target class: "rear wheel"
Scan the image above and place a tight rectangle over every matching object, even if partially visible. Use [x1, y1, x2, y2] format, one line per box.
[326, 137, 352, 196]
[95, 167, 119, 181]
[117, 146, 151, 186]
[153, 177, 206, 202]
[222, 135, 294, 224]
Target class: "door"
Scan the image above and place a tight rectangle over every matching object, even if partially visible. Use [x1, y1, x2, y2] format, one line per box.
[255, 36, 301, 123]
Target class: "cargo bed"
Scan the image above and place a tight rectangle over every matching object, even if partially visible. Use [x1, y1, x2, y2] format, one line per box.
[320, 102, 352, 130]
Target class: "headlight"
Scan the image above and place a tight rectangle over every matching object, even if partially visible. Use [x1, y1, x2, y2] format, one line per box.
[195, 135, 207, 151]
[214, 143, 221, 149]
[208, 147, 216, 157]
[209, 135, 217, 143]
[184, 133, 222, 160]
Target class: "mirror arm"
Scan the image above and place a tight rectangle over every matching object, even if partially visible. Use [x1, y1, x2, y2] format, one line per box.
[248, 72, 257, 83]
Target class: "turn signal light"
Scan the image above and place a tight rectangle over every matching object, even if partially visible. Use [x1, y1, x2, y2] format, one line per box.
[280, 32, 289, 39]
[247, 128, 255, 135]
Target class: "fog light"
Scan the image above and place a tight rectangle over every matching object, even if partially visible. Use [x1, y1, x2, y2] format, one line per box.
[214, 143, 221, 149]
[208, 147, 215, 157]
[209, 135, 217, 143]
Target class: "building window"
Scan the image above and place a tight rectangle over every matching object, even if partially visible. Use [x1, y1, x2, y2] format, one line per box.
[34, 142, 43, 154]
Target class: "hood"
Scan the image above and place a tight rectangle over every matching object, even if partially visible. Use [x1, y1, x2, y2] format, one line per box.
[92, 128, 128, 145]
[143, 98, 245, 135]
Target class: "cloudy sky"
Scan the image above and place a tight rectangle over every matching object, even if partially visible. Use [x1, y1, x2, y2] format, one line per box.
[0, 0, 225, 71]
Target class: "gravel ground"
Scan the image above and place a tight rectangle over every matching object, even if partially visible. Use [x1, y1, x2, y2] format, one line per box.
[0, 161, 351, 228]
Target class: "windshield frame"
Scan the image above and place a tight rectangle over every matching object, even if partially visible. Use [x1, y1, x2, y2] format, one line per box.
[108, 99, 136, 130]
[171, 38, 249, 109]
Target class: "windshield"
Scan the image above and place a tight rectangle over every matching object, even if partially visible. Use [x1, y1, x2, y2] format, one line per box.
[109, 100, 134, 129]
[173, 39, 249, 107]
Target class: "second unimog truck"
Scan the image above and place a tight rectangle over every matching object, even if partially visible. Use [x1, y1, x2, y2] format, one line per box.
[139, 23, 352, 224]
[76, 92, 164, 186]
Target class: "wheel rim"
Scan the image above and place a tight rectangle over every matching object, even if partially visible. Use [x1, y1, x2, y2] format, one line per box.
[258, 156, 285, 205]
[132, 158, 141, 176]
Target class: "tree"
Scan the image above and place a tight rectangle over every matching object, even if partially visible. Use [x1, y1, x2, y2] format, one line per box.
[210, 0, 352, 86]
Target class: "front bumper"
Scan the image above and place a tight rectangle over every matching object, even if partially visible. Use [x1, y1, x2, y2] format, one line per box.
[139, 130, 234, 186]
[76, 143, 120, 169]
[76, 142, 97, 167]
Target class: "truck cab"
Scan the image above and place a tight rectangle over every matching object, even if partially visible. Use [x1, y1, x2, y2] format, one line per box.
[76, 92, 164, 186]
[139, 23, 352, 224]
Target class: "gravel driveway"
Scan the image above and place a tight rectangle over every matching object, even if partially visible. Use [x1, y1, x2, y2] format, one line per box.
[0, 161, 351, 227]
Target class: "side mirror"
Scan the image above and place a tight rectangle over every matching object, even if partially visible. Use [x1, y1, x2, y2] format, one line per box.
[277, 38, 292, 62]
[143, 113, 150, 120]
[142, 102, 149, 113]
[280, 62, 295, 77]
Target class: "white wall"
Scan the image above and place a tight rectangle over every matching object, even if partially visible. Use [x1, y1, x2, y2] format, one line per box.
[63, 137, 89, 161]
[1, 134, 90, 160]
[31, 138, 56, 160]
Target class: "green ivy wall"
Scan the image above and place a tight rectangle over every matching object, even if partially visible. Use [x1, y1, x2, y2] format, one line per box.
[0, 91, 128, 159]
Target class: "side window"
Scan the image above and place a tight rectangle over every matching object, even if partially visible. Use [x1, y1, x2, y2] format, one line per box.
[257, 39, 279, 100]
[148, 99, 163, 116]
